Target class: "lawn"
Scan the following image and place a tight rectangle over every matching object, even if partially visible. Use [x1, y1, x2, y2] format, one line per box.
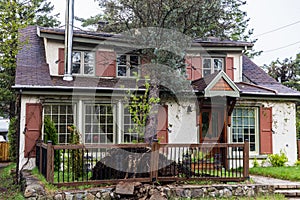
[0, 163, 24, 200]
[250, 166, 300, 181]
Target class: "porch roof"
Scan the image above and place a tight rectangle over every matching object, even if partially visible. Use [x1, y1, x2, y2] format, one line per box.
[192, 71, 240, 98]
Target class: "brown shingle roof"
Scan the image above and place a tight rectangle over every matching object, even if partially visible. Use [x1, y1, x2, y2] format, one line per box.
[241, 56, 300, 96]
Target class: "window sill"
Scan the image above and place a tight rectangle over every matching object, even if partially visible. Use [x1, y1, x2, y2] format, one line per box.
[249, 154, 268, 159]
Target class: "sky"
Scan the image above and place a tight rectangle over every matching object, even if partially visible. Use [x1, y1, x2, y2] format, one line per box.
[52, 0, 300, 67]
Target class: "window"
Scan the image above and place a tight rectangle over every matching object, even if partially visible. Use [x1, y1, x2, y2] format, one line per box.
[203, 58, 223, 77]
[72, 51, 95, 75]
[123, 106, 141, 143]
[231, 107, 258, 153]
[84, 104, 115, 144]
[117, 55, 139, 77]
[44, 104, 75, 144]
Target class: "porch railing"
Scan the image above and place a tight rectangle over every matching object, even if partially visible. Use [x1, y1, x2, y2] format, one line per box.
[36, 140, 249, 187]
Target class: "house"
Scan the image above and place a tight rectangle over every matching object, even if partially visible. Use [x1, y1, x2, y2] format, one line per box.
[0, 117, 9, 141]
[15, 26, 300, 171]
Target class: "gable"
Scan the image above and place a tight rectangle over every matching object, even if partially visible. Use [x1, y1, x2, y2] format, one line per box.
[204, 71, 240, 98]
[211, 78, 234, 91]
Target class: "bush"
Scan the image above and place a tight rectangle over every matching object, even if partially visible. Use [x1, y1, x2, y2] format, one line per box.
[7, 117, 17, 162]
[295, 160, 300, 166]
[43, 116, 60, 171]
[267, 150, 288, 167]
[252, 157, 259, 167]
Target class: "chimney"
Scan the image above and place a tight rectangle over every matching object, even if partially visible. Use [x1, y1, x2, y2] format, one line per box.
[63, 0, 74, 81]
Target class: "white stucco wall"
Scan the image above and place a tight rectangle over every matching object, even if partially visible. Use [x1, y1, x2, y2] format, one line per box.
[44, 39, 64, 76]
[262, 101, 297, 165]
[166, 101, 198, 143]
[19, 95, 41, 171]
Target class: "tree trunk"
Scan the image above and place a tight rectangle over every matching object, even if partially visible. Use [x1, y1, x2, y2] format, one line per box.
[144, 77, 159, 144]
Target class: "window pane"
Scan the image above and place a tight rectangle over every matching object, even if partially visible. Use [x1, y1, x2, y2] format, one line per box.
[84, 52, 94, 63]
[214, 58, 223, 70]
[84, 64, 94, 74]
[118, 66, 127, 76]
[203, 59, 211, 69]
[72, 63, 80, 74]
[117, 55, 126, 65]
[72, 52, 81, 63]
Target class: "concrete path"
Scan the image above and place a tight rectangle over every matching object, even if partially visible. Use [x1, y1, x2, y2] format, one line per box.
[251, 175, 300, 186]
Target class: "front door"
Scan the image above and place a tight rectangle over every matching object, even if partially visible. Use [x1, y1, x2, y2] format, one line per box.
[199, 108, 225, 143]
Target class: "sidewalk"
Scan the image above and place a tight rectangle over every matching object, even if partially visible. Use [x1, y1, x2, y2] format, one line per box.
[251, 175, 300, 186]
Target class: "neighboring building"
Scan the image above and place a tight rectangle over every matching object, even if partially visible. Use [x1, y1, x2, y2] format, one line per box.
[15, 26, 300, 170]
[0, 117, 9, 141]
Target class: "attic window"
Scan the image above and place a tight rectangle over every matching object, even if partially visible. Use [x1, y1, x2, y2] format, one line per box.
[72, 51, 95, 75]
[117, 54, 140, 77]
[203, 58, 223, 77]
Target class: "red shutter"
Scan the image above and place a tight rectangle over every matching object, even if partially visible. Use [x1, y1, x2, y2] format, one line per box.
[185, 56, 202, 80]
[58, 48, 65, 75]
[225, 57, 234, 80]
[157, 105, 168, 143]
[25, 103, 42, 158]
[141, 56, 150, 78]
[259, 107, 273, 154]
[96, 51, 116, 77]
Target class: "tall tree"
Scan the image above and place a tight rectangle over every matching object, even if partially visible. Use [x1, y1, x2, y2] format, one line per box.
[81, 0, 255, 143]
[264, 55, 300, 139]
[0, 0, 60, 118]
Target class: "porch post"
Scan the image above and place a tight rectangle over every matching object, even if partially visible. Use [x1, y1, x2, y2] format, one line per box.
[298, 139, 300, 161]
[46, 140, 54, 183]
[150, 141, 159, 182]
[243, 140, 249, 179]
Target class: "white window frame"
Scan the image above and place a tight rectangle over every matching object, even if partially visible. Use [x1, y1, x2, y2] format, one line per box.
[117, 54, 140, 77]
[202, 57, 224, 77]
[231, 107, 259, 155]
[72, 50, 95, 75]
[122, 105, 141, 143]
[43, 103, 76, 144]
[83, 103, 116, 144]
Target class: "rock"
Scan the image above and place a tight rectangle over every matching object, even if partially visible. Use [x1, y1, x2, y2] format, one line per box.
[85, 193, 95, 200]
[54, 193, 64, 200]
[115, 182, 135, 195]
[191, 189, 204, 198]
[101, 192, 111, 200]
[96, 192, 102, 198]
[65, 192, 74, 200]
[24, 187, 36, 198]
[149, 191, 167, 200]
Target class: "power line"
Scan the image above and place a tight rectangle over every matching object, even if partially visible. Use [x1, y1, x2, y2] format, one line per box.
[263, 41, 300, 53]
[253, 20, 300, 37]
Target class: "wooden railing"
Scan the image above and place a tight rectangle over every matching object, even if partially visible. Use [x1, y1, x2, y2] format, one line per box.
[36, 140, 249, 187]
[0, 142, 9, 162]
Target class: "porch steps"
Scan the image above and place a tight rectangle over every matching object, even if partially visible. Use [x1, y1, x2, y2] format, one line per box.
[274, 185, 300, 198]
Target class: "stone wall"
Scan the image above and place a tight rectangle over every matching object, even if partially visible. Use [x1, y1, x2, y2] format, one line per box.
[21, 170, 275, 200]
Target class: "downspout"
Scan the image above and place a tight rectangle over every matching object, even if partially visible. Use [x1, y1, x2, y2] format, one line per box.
[16, 89, 22, 183]
[63, 0, 74, 81]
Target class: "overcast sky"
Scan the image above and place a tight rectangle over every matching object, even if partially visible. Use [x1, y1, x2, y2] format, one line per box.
[52, 0, 300, 67]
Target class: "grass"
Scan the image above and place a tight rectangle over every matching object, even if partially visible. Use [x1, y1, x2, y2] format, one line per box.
[169, 194, 287, 199]
[249, 166, 300, 181]
[0, 163, 25, 200]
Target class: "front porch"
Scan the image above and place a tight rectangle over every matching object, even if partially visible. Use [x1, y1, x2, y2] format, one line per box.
[35, 140, 249, 187]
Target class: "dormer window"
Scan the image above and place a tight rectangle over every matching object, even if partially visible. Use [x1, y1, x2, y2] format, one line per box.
[72, 51, 95, 75]
[203, 58, 224, 77]
[117, 55, 140, 77]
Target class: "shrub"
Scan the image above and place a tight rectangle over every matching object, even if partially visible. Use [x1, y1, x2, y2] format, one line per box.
[7, 117, 17, 162]
[252, 157, 259, 167]
[267, 150, 288, 167]
[294, 160, 300, 166]
[43, 116, 60, 171]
